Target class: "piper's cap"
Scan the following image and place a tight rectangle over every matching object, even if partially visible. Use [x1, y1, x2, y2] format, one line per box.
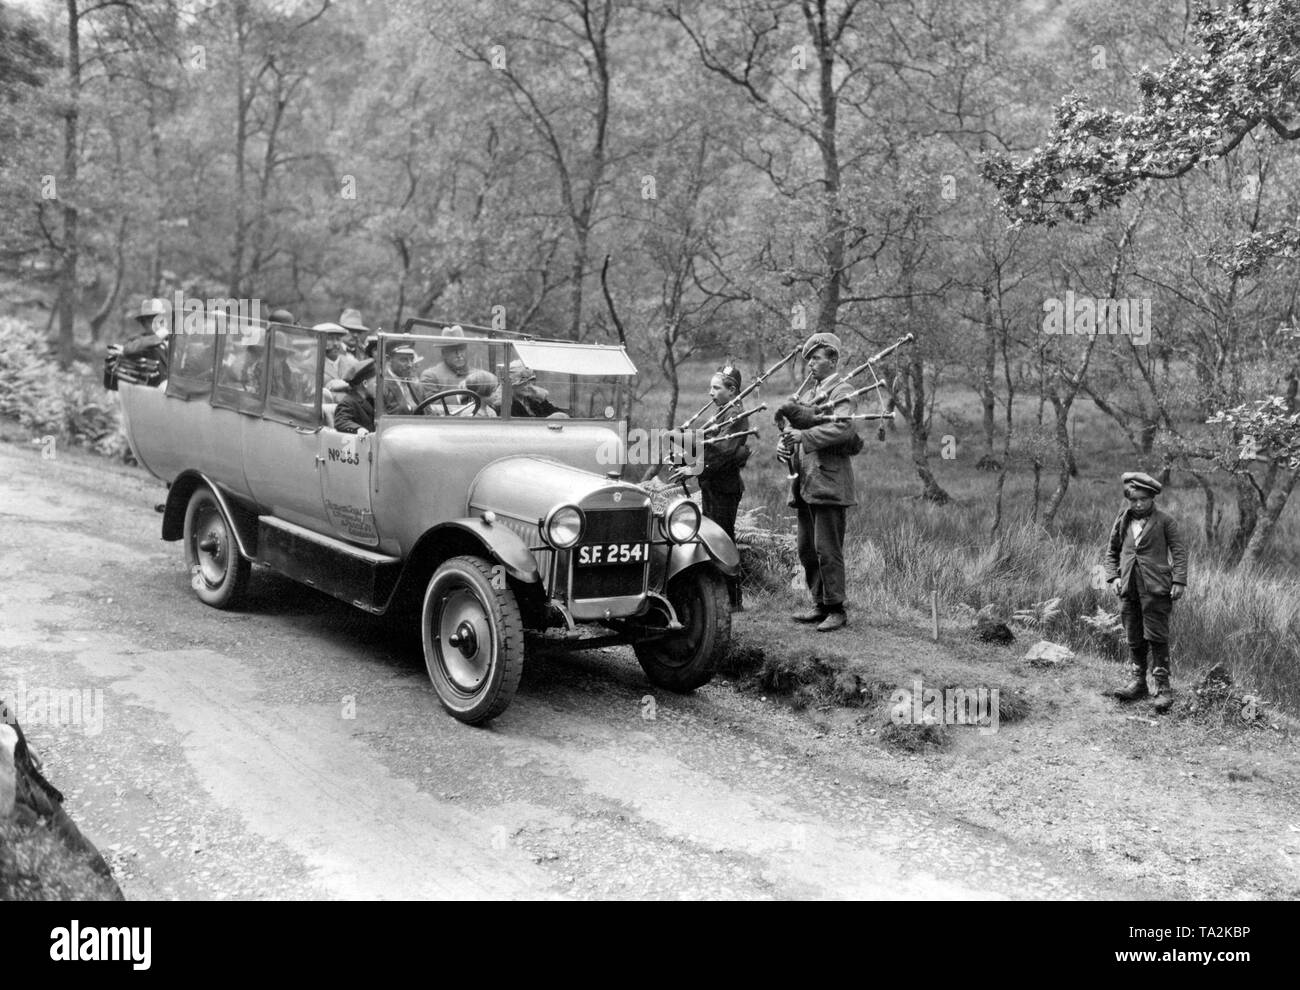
[313, 322, 351, 335]
[1121, 471, 1162, 497]
[136, 298, 168, 321]
[268, 309, 295, 325]
[802, 332, 842, 360]
[339, 308, 369, 332]
[440, 325, 466, 347]
[714, 362, 742, 391]
[508, 359, 535, 385]
[345, 358, 376, 386]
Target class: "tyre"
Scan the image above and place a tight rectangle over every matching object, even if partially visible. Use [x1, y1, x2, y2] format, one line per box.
[421, 556, 524, 725]
[182, 483, 250, 609]
[634, 566, 730, 692]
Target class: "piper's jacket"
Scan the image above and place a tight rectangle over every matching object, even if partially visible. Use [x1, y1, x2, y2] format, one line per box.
[698, 400, 750, 497]
[788, 375, 858, 507]
[1103, 505, 1188, 596]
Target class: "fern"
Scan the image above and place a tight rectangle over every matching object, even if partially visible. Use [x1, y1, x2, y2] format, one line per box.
[1011, 596, 1063, 629]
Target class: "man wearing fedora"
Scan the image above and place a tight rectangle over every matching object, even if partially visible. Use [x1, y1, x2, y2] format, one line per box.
[1104, 471, 1188, 713]
[420, 325, 472, 395]
[781, 331, 859, 632]
[338, 308, 370, 366]
[335, 359, 377, 434]
[251, 335, 313, 403]
[120, 297, 173, 384]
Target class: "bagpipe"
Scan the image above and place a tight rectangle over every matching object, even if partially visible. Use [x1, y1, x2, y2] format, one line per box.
[664, 348, 800, 487]
[673, 345, 802, 458]
[775, 333, 915, 477]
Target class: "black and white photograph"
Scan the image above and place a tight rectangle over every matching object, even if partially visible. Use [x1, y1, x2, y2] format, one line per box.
[0, 0, 1295, 939]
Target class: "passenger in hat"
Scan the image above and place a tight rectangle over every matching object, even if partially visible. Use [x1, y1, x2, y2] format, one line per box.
[383, 342, 424, 415]
[119, 297, 173, 385]
[338, 308, 370, 361]
[253, 335, 314, 404]
[784, 331, 858, 632]
[672, 360, 751, 611]
[505, 359, 561, 418]
[420, 325, 473, 394]
[174, 310, 220, 381]
[314, 322, 357, 399]
[230, 335, 265, 390]
[335, 359, 377, 434]
[1104, 471, 1188, 712]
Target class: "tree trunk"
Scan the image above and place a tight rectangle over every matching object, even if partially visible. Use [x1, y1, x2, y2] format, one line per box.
[567, 227, 587, 341]
[1240, 466, 1298, 568]
[88, 217, 126, 343]
[1042, 395, 1074, 527]
[230, 1, 250, 297]
[57, 0, 81, 366]
[1189, 469, 1217, 546]
[976, 285, 998, 469]
[1226, 471, 1260, 565]
[814, 15, 843, 335]
[906, 354, 950, 504]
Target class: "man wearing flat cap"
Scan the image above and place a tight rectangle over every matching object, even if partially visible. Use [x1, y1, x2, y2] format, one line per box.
[1103, 471, 1188, 712]
[782, 331, 859, 632]
[383, 343, 423, 414]
[335, 359, 377, 434]
[314, 322, 356, 401]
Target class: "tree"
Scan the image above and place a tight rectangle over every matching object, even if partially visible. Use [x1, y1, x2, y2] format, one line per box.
[982, 0, 1300, 562]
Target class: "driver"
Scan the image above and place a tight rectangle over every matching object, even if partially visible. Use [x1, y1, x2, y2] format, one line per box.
[382, 343, 424, 414]
[420, 325, 473, 395]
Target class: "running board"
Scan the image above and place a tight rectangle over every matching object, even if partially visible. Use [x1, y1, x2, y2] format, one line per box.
[257, 516, 401, 613]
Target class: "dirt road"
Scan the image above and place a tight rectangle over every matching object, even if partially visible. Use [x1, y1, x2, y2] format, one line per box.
[0, 442, 1139, 899]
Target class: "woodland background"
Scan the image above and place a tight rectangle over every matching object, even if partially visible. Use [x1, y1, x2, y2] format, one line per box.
[4, 0, 1300, 705]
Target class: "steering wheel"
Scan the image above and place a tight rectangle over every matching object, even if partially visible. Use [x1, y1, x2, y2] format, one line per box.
[413, 387, 483, 417]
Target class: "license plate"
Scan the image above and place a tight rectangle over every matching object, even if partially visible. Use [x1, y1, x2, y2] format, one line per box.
[576, 542, 649, 566]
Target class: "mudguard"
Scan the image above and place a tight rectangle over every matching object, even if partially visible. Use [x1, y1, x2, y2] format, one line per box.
[666, 516, 740, 581]
[415, 519, 541, 584]
[161, 470, 258, 559]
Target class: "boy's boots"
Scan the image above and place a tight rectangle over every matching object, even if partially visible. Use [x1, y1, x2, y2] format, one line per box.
[1150, 643, 1174, 713]
[1114, 646, 1150, 701]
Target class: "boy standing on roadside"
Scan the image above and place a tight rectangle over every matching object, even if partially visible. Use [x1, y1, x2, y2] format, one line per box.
[1104, 472, 1188, 713]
